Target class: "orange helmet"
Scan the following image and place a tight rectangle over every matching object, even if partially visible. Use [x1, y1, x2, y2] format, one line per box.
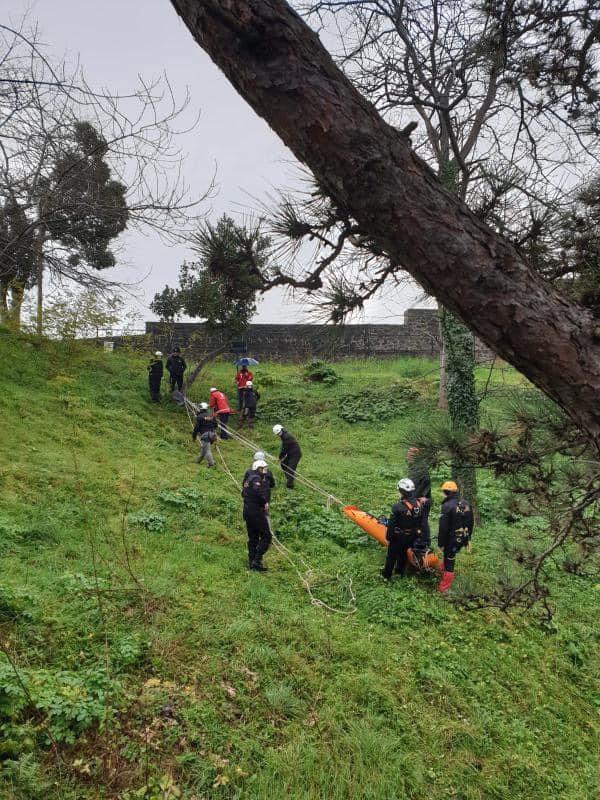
[441, 480, 459, 493]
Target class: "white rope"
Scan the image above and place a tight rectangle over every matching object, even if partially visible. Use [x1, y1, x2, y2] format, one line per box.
[212, 440, 356, 615]
[210, 421, 348, 506]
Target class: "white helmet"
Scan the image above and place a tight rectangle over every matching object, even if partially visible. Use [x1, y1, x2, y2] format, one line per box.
[252, 459, 268, 471]
[209, 387, 217, 392]
[397, 478, 415, 493]
[246, 381, 253, 387]
[199, 402, 209, 410]
[154, 351, 162, 357]
[273, 424, 283, 435]
[254, 451, 266, 460]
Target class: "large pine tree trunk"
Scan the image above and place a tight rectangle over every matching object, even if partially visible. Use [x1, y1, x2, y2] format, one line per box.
[169, 0, 600, 450]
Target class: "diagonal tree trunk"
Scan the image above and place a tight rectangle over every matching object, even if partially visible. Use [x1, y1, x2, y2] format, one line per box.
[169, 0, 600, 451]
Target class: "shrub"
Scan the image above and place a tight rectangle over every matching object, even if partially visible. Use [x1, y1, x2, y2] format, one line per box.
[0, 660, 120, 745]
[128, 512, 167, 532]
[157, 487, 202, 510]
[303, 360, 340, 385]
[259, 397, 303, 421]
[338, 384, 419, 423]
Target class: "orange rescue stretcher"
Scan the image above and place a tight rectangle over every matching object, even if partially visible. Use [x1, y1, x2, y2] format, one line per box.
[342, 505, 440, 571]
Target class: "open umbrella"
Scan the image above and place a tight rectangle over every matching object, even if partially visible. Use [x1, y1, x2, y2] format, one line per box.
[235, 357, 259, 366]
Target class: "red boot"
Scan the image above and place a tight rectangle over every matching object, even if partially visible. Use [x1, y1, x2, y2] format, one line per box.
[437, 571, 455, 594]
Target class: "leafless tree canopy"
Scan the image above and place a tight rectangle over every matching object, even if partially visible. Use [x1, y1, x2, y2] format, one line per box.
[0, 20, 209, 327]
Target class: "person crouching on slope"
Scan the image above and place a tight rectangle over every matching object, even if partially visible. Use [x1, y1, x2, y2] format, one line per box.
[191, 402, 217, 468]
[273, 424, 302, 489]
[437, 481, 474, 594]
[242, 459, 272, 572]
[209, 387, 232, 439]
[381, 478, 425, 581]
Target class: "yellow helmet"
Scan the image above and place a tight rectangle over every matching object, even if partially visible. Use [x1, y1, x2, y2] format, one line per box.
[441, 480, 459, 493]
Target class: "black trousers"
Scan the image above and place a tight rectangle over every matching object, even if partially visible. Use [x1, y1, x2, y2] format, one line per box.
[217, 412, 230, 439]
[149, 376, 161, 402]
[281, 453, 301, 488]
[169, 372, 184, 391]
[382, 532, 416, 578]
[442, 541, 464, 573]
[244, 510, 271, 563]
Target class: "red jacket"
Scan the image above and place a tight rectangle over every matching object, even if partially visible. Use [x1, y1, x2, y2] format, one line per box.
[235, 370, 253, 389]
[209, 391, 231, 414]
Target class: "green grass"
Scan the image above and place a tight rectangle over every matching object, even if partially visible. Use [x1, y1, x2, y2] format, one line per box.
[0, 329, 598, 799]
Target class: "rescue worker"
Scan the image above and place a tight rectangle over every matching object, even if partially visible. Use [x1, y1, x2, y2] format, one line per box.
[242, 459, 271, 571]
[147, 351, 163, 403]
[191, 402, 217, 468]
[407, 447, 431, 552]
[234, 364, 253, 410]
[243, 452, 275, 498]
[166, 346, 187, 392]
[437, 480, 474, 594]
[239, 381, 259, 428]
[273, 424, 302, 489]
[381, 478, 425, 580]
[209, 387, 232, 439]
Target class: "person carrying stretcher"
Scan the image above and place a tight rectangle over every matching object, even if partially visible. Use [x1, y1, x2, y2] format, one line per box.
[380, 478, 425, 581]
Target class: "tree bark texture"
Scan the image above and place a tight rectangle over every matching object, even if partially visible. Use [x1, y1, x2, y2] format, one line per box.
[169, 0, 600, 448]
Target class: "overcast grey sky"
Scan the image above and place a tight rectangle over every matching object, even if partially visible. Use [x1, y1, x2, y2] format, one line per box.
[5, 0, 432, 324]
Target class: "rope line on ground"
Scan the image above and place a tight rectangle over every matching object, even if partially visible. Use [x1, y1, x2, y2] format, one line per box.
[213, 441, 356, 615]
[184, 397, 347, 505]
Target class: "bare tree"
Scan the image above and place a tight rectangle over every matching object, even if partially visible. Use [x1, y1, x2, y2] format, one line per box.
[0, 20, 207, 332]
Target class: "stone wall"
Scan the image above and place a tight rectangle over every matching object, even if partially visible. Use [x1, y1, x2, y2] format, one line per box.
[141, 310, 493, 362]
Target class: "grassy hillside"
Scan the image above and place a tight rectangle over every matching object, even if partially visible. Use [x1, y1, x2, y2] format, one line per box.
[0, 329, 598, 800]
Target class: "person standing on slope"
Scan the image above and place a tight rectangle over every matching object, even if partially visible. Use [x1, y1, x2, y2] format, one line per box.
[191, 402, 217, 468]
[166, 346, 187, 392]
[437, 481, 474, 594]
[273, 424, 302, 489]
[209, 387, 232, 439]
[234, 364, 253, 410]
[240, 381, 260, 428]
[242, 459, 272, 571]
[381, 478, 425, 581]
[243, 451, 275, 498]
[148, 351, 163, 403]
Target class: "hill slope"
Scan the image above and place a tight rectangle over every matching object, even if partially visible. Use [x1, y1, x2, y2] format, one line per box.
[0, 330, 598, 799]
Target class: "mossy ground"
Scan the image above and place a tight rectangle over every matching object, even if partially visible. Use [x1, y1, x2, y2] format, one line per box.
[0, 329, 597, 799]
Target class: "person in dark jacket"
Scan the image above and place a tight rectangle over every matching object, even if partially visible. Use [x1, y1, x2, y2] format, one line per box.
[243, 451, 275, 499]
[242, 460, 271, 571]
[381, 478, 425, 580]
[191, 402, 217, 467]
[147, 351, 163, 403]
[239, 381, 260, 428]
[273, 424, 302, 489]
[166, 347, 187, 392]
[407, 447, 432, 551]
[437, 480, 474, 594]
